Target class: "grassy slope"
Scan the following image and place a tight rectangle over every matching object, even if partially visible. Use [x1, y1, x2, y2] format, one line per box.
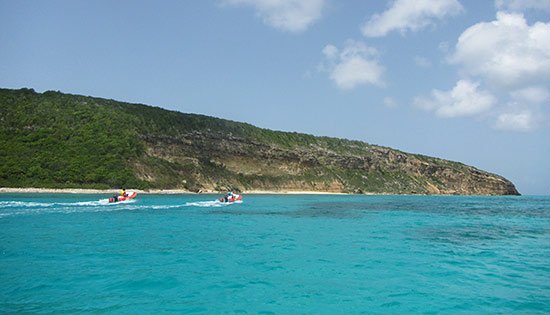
[0, 88, 510, 194]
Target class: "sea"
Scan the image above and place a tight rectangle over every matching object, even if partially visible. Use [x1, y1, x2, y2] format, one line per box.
[0, 193, 548, 314]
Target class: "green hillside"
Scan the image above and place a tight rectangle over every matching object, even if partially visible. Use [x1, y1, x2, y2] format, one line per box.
[0, 88, 519, 195]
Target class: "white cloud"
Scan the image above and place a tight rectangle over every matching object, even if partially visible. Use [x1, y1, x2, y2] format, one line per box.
[416, 11, 549, 132]
[496, 0, 550, 12]
[451, 12, 550, 89]
[414, 80, 497, 118]
[510, 86, 550, 104]
[222, 0, 325, 33]
[494, 110, 537, 131]
[321, 41, 385, 90]
[322, 44, 338, 59]
[361, 0, 463, 37]
[331, 58, 383, 89]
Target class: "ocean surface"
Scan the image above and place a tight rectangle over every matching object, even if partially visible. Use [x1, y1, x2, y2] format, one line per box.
[0, 193, 548, 314]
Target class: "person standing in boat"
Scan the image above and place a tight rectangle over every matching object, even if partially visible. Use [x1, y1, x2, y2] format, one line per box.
[224, 191, 233, 202]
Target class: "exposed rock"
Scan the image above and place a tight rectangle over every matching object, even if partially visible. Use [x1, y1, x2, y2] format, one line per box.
[140, 131, 519, 195]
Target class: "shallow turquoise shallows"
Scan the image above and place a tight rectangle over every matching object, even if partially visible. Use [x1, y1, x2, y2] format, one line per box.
[1, 194, 549, 314]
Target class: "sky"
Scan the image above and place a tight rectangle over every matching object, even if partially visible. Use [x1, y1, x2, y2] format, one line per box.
[1, 0, 549, 195]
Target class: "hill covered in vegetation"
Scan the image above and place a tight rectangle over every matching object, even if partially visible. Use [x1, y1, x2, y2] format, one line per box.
[0, 88, 519, 195]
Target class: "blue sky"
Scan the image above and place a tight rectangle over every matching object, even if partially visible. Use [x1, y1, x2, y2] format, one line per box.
[1, 0, 549, 195]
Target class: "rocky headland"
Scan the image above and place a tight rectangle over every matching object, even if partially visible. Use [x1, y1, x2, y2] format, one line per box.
[0, 88, 519, 195]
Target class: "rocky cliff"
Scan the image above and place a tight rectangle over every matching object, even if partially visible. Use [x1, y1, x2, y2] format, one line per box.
[138, 131, 518, 195]
[0, 88, 519, 195]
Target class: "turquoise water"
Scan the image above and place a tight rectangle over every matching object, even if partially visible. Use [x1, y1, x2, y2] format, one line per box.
[1, 194, 549, 314]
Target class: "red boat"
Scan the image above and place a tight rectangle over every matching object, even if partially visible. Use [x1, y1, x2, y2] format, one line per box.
[219, 193, 242, 203]
[108, 191, 138, 203]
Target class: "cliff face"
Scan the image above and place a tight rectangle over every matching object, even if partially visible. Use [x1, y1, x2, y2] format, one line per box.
[138, 132, 518, 195]
[0, 88, 519, 195]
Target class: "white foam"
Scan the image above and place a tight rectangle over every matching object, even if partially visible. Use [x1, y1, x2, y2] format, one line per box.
[0, 201, 55, 208]
[149, 204, 187, 210]
[0, 197, 141, 217]
[184, 200, 224, 207]
[0, 199, 136, 208]
[0, 197, 242, 218]
[100, 199, 136, 206]
[145, 200, 239, 209]
[72, 200, 105, 206]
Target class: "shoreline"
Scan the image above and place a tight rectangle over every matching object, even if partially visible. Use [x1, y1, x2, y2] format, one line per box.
[1, 188, 523, 196]
[0, 187, 357, 195]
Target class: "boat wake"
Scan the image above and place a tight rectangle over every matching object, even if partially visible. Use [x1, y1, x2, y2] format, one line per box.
[151, 200, 242, 209]
[0, 199, 137, 218]
[185, 200, 225, 207]
[0, 198, 240, 218]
